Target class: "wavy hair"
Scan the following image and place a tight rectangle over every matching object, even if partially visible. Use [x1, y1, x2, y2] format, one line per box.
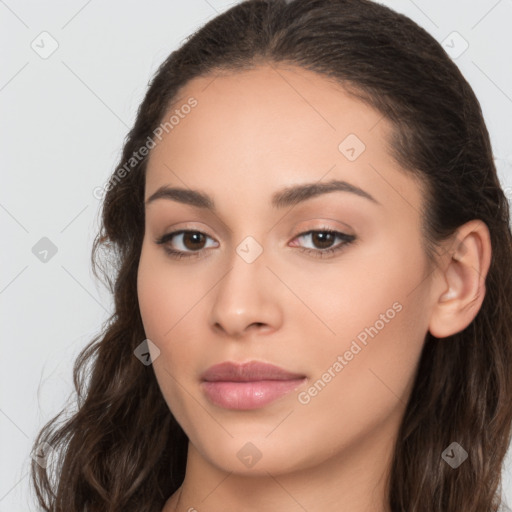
[31, 0, 512, 510]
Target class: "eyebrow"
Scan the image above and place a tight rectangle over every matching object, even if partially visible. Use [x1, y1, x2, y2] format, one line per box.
[144, 179, 380, 211]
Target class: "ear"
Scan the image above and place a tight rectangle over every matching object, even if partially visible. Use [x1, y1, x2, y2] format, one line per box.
[428, 220, 492, 338]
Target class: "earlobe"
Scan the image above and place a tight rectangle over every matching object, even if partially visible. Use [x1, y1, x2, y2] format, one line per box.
[428, 220, 492, 339]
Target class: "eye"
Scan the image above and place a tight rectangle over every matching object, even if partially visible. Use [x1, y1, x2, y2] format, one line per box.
[155, 230, 218, 260]
[291, 228, 356, 259]
[155, 227, 356, 260]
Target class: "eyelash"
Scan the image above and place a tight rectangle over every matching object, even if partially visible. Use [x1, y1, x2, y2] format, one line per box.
[154, 227, 356, 260]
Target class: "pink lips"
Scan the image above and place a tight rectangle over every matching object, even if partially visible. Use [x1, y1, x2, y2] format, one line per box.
[200, 360, 307, 410]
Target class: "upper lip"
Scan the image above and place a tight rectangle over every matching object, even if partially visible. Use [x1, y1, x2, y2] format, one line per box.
[200, 361, 306, 382]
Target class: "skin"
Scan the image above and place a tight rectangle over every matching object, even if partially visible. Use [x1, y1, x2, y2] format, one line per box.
[136, 63, 492, 512]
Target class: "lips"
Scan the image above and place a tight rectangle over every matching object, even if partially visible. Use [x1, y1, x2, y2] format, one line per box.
[200, 360, 307, 410]
[200, 360, 306, 382]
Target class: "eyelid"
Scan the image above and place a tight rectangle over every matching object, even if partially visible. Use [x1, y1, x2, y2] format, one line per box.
[294, 217, 355, 235]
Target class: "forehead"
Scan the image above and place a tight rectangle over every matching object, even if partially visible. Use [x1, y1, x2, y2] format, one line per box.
[144, 63, 423, 213]
[150, 63, 386, 163]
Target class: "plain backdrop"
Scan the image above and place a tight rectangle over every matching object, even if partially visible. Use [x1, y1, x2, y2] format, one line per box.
[1, 0, 512, 510]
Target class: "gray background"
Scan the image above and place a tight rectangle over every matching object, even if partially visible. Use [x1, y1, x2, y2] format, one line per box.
[1, 0, 511, 510]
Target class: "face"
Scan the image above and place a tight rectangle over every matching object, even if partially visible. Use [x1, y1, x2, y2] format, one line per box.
[137, 63, 434, 477]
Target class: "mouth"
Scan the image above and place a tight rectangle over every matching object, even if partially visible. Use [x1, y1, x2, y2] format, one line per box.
[200, 360, 307, 410]
[200, 378, 308, 410]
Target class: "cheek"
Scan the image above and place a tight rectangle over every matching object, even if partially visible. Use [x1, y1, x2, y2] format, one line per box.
[137, 243, 207, 341]
[137, 249, 203, 425]
[298, 296, 425, 447]
[298, 229, 430, 393]
[137, 257, 171, 341]
[296, 232, 426, 340]
[136, 244, 210, 387]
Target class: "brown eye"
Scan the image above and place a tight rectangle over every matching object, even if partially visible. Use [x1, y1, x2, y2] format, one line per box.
[293, 229, 356, 259]
[310, 231, 337, 249]
[155, 230, 218, 259]
[181, 232, 207, 250]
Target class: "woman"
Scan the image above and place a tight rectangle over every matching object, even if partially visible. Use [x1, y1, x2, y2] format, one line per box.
[31, 0, 512, 511]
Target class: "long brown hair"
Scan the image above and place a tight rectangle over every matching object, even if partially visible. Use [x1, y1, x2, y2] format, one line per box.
[31, 0, 512, 510]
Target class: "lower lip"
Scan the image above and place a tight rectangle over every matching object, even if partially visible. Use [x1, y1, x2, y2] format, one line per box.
[201, 378, 307, 410]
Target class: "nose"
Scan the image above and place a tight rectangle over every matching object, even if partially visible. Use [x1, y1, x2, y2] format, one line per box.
[208, 245, 283, 339]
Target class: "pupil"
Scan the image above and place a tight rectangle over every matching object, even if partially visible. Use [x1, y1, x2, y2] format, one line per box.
[184, 232, 204, 250]
[313, 232, 334, 249]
